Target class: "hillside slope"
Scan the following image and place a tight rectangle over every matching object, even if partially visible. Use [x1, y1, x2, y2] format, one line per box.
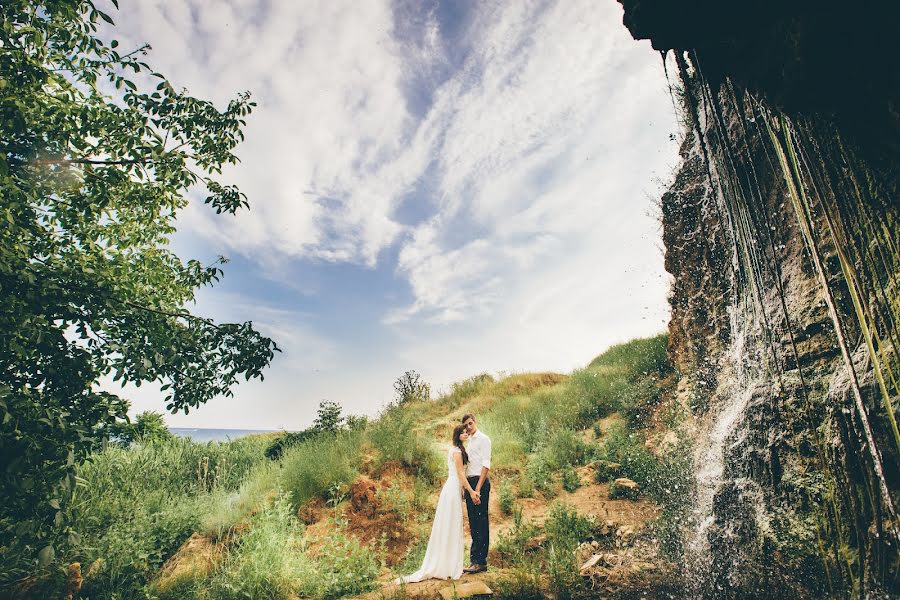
[14, 335, 689, 600]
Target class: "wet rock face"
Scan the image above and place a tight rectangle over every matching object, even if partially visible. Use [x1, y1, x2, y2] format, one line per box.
[643, 14, 900, 597]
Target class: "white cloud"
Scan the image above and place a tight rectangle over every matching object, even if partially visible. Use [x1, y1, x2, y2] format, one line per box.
[98, 0, 680, 428]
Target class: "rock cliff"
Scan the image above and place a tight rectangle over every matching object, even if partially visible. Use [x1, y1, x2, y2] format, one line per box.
[619, 1, 900, 596]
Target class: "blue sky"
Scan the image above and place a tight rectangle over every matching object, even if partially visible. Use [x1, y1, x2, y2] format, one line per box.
[104, 0, 680, 429]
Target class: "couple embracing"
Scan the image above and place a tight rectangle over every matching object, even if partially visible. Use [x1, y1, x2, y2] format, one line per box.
[394, 413, 492, 583]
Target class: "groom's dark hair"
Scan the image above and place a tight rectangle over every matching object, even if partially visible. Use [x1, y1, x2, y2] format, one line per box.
[461, 413, 474, 423]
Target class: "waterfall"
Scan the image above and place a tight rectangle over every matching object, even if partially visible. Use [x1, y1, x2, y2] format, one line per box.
[657, 52, 898, 596]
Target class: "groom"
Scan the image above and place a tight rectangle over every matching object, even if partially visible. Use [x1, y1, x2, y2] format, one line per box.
[461, 413, 491, 574]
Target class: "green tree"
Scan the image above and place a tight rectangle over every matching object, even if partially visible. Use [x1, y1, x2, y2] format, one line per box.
[0, 0, 278, 570]
[393, 370, 430, 405]
[109, 410, 174, 446]
[313, 400, 344, 434]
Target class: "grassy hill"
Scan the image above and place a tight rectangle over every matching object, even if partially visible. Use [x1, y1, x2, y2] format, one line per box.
[11, 333, 692, 599]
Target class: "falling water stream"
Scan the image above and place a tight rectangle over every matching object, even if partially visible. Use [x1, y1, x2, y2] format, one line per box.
[658, 48, 899, 596]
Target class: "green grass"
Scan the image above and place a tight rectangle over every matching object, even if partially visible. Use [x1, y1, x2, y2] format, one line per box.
[368, 404, 443, 481]
[23, 333, 683, 599]
[202, 493, 314, 600]
[281, 430, 364, 508]
[68, 434, 272, 598]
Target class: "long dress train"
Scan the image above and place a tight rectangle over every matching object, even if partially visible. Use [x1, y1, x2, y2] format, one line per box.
[393, 447, 465, 583]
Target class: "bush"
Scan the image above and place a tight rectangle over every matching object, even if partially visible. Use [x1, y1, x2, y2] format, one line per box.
[368, 406, 441, 481]
[498, 481, 515, 516]
[448, 373, 494, 402]
[517, 473, 534, 499]
[393, 370, 431, 405]
[543, 504, 596, 600]
[265, 429, 317, 460]
[608, 479, 641, 500]
[541, 429, 593, 470]
[567, 368, 629, 426]
[526, 455, 558, 499]
[543, 503, 597, 551]
[561, 466, 580, 492]
[80, 497, 202, 598]
[281, 431, 362, 508]
[110, 411, 174, 446]
[596, 425, 659, 492]
[495, 509, 540, 566]
[313, 400, 344, 434]
[593, 460, 622, 483]
[493, 563, 544, 600]
[377, 480, 412, 518]
[305, 519, 380, 599]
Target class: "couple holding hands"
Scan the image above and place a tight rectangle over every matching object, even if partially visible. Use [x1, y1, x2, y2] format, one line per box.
[394, 413, 492, 583]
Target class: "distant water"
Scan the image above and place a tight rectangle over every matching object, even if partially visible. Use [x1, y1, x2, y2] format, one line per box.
[169, 428, 276, 442]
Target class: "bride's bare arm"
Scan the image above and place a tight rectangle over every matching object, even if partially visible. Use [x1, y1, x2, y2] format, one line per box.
[453, 452, 475, 495]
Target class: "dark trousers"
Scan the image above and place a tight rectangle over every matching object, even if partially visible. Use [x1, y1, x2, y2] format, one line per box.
[464, 476, 490, 565]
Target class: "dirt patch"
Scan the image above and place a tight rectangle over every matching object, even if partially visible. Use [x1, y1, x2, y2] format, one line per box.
[302, 473, 420, 567]
[349, 475, 380, 517]
[297, 497, 327, 525]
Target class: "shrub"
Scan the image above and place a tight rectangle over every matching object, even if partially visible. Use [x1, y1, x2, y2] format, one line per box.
[498, 481, 515, 516]
[517, 473, 534, 499]
[526, 455, 558, 499]
[542, 504, 596, 600]
[80, 497, 202, 598]
[305, 519, 380, 599]
[493, 563, 544, 600]
[495, 511, 540, 566]
[619, 377, 665, 429]
[281, 431, 362, 508]
[313, 400, 344, 434]
[561, 466, 580, 493]
[378, 480, 412, 518]
[593, 460, 622, 483]
[110, 411, 174, 446]
[265, 429, 317, 460]
[596, 424, 659, 492]
[393, 370, 431, 405]
[368, 406, 441, 481]
[567, 368, 629, 426]
[448, 373, 494, 403]
[608, 479, 641, 500]
[345, 414, 369, 432]
[541, 429, 592, 470]
[543, 503, 597, 551]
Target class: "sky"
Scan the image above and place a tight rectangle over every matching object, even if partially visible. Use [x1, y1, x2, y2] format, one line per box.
[102, 0, 681, 430]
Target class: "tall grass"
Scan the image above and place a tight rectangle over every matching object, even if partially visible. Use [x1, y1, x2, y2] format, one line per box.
[69, 435, 270, 598]
[368, 405, 442, 481]
[201, 492, 314, 600]
[280, 430, 363, 508]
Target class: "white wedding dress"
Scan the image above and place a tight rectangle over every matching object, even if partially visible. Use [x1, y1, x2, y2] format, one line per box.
[393, 447, 465, 583]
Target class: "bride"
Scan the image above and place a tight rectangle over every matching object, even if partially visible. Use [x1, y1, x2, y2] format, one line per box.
[393, 424, 478, 583]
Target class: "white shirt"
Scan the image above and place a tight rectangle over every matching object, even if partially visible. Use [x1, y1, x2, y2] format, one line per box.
[465, 430, 492, 478]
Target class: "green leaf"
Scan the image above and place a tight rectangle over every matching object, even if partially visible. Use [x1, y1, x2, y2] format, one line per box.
[37, 545, 55, 567]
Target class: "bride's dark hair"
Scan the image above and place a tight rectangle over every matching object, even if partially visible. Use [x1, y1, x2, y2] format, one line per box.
[452, 424, 469, 465]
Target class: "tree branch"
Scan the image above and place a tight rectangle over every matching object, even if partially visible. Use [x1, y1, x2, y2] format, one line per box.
[30, 158, 144, 166]
[123, 301, 223, 330]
